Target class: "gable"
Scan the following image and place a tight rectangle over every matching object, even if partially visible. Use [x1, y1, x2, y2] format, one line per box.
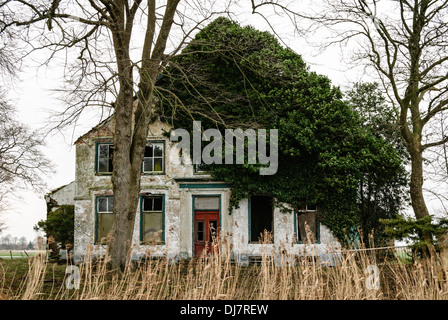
[74, 116, 115, 145]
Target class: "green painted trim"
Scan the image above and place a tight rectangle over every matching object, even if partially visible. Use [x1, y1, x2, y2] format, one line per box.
[175, 178, 215, 182]
[139, 194, 166, 244]
[293, 209, 296, 242]
[294, 210, 321, 244]
[191, 194, 222, 257]
[179, 183, 231, 189]
[139, 194, 143, 243]
[248, 197, 252, 244]
[95, 141, 113, 175]
[94, 195, 113, 244]
[191, 195, 195, 255]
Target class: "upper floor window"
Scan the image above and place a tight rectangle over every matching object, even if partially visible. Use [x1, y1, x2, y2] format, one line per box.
[96, 141, 165, 174]
[143, 142, 165, 173]
[97, 143, 113, 174]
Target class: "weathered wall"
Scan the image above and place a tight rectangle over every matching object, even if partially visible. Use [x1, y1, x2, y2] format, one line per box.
[73, 119, 211, 261]
[231, 199, 340, 265]
[73, 119, 341, 263]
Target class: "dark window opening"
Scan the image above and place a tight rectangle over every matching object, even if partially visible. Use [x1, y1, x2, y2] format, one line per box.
[197, 221, 204, 242]
[250, 195, 273, 243]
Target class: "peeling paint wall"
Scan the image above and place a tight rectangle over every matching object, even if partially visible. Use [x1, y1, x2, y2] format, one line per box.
[73, 119, 340, 263]
[231, 199, 340, 265]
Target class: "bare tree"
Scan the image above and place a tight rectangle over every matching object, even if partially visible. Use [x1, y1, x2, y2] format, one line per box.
[251, 0, 448, 257]
[0, 3, 52, 218]
[1, 0, 246, 270]
[0, 95, 51, 197]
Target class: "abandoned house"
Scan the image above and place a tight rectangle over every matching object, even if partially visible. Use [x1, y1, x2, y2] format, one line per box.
[69, 115, 341, 265]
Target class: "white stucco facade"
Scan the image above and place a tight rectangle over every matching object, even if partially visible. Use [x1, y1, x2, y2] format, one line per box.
[72, 118, 341, 264]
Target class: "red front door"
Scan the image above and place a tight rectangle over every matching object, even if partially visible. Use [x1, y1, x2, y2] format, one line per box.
[194, 211, 219, 257]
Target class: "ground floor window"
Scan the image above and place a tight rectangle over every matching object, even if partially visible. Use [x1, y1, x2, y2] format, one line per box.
[96, 196, 114, 244]
[249, 195, 273, 243]
[296, 205, 319, 243]
[141, 195, 165, 243]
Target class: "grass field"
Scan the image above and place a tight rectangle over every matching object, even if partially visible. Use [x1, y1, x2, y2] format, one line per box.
[0, 250, 44, 259]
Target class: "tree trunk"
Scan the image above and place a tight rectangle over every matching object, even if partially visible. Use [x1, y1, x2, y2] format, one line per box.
[408, 143, 437, 260]
[439, 127, 448, 269]
[107, 84, 139, 270]
[409, 147, 429, 221]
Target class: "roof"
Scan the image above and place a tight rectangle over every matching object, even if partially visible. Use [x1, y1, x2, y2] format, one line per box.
[74, 115, 113, 145]
[47, 181, 75, 195]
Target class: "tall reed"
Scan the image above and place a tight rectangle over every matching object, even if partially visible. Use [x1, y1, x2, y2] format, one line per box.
[6, 233, 448, 300]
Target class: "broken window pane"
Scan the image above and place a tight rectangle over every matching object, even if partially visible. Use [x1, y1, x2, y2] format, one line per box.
[99, 144, 109, 158]
[153, 197, 163, 211]
[197, 221, 204, 241]
[154, 144, 163, 157]
[97, 144, 113, 173]
[144, 145, 153, 157]
[143, 197, 153, 211]
[143, 142, 164, 173]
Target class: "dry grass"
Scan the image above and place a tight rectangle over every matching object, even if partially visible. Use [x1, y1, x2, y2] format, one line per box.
[2, 237, 448, 300]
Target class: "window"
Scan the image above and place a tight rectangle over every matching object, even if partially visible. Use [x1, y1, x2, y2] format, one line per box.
[97, 143, 113, 173]
[194, 163, 209, 173]
[143, 142, 164, 173]
[194, 196, 220, 211]
[296, 205, 319, 243]
[96, 196, 113, 243]
[249, 196, 273, 243]
[141, 195, 164, 243]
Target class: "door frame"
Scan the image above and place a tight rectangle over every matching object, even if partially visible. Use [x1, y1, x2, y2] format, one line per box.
[192, 194, 221, 257]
